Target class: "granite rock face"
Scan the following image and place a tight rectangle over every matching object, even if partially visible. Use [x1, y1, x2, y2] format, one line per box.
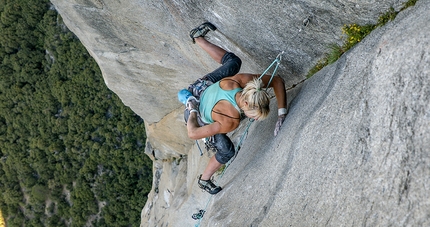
[50, 0, 429, 226]
[50, 0, 407, 124]
[193, 2, 430, 226]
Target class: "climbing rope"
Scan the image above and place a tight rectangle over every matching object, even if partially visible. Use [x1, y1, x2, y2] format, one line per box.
[259, 51, 283, 89]
[192, 52, 283, 227]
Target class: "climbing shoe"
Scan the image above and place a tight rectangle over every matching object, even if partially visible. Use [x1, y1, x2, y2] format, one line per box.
[189, 22, 217, 43]
[198, 174, 222, 194]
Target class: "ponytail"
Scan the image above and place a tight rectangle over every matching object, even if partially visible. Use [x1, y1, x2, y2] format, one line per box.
[240, 78, 270, 120]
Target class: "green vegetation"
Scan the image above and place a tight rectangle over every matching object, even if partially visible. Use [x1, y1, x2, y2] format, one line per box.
[216, 165, 226, 175]
[401, 0, 418, 8]
[307, 0, 419, 77]
[0, 0, 152, 226]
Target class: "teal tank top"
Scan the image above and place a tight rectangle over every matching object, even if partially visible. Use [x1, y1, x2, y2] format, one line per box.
[199, 81, 242, 124]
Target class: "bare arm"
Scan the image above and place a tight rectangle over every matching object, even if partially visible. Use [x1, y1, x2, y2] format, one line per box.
[262, 75, 287, 110]
[186, 112, 222, 140]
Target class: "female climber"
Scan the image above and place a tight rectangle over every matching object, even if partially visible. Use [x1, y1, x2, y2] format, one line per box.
[178, 22, 288, 194]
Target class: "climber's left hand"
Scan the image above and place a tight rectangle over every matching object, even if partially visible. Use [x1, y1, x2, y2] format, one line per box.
[274, 114, 286, 137]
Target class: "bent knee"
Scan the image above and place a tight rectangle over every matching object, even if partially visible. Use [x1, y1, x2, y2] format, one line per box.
[215, 150, 235, 164]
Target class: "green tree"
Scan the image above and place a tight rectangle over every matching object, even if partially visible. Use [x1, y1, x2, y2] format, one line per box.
[0, 0, 151, 226]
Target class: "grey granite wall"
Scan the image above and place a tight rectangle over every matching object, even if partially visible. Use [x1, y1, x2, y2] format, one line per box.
[50, 0, 429, 226]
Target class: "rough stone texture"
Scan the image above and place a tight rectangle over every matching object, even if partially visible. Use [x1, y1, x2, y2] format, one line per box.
[49, 0, 430, 226]
[144, 108, 193, 160]
[50, 0, 407, 124]
[193, 2, 430, 226]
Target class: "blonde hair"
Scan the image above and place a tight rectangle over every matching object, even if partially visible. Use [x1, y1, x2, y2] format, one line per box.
[240, 78, 270, 120]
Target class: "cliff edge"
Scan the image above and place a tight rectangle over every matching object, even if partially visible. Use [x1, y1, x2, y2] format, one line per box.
[50, 0, 429, 226]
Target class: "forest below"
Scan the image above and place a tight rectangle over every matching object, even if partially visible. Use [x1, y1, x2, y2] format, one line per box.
[0, 0, 152, 226]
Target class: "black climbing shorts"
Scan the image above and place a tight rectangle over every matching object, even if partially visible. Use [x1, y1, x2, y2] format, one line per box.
[212, 134, 236, 164]
[202, 52, 242, 83]
[187, 52, 242, 99]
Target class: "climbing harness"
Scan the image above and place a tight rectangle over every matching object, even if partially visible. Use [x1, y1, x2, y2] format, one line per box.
[192, 52, 283, 227]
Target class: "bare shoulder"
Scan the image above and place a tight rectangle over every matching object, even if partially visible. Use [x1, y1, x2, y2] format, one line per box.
[212, 101, 241, 133]
[232, 73, 257, 87]
[214, 116, 240, 133]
